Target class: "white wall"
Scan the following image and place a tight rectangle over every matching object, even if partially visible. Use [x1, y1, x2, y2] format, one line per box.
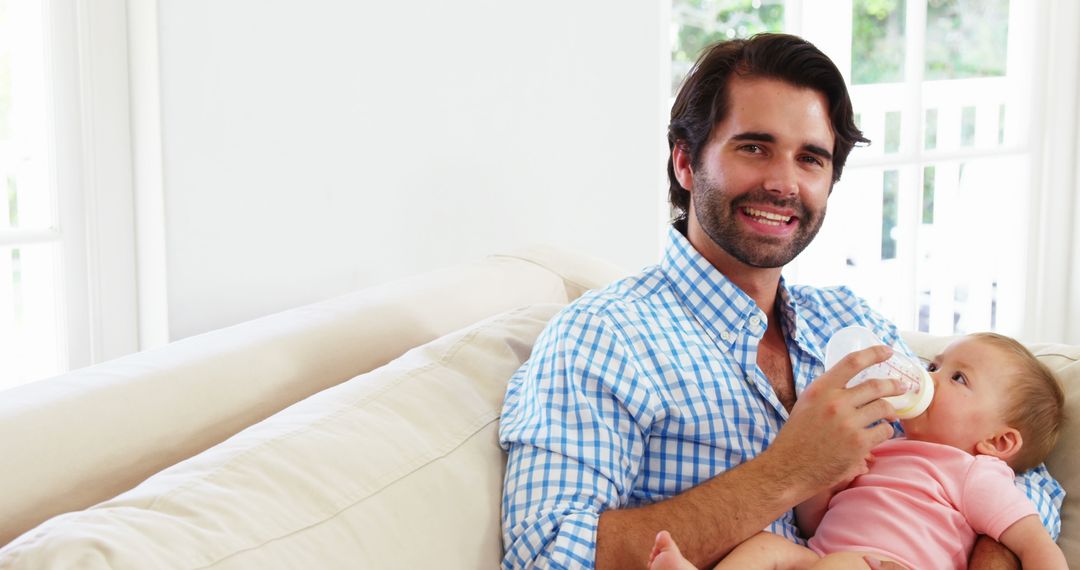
[152, 1, 668, 340]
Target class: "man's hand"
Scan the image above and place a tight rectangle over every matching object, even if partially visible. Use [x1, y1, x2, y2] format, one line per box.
[596, 346, 906, 569]
[767, 345, 904, 495]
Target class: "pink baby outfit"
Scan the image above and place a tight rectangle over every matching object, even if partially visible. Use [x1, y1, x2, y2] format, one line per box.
[807, 438, 1036, 569]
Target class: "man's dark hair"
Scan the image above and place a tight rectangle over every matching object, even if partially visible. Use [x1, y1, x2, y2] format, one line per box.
[667, 33, 869, 227]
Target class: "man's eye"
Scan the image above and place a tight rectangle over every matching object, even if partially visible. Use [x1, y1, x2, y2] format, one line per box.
[739, 144, 763, 153]
[951, 372, 967, 385]
[799, 155, 824, 166]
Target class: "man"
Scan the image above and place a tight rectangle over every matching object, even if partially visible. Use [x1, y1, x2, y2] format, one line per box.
[499, 33, 1062, 569]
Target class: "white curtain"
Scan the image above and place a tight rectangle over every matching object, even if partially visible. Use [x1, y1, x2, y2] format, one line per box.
[1030, 0, 1080, 343]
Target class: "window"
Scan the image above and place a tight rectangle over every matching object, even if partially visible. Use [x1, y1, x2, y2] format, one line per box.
[0, 0, 63, 385]
[0, 0, 139, 391]
[671, 0, 1043, 338]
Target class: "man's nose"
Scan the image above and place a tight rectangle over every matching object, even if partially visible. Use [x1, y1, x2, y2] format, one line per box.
[763, 159, 799, 197]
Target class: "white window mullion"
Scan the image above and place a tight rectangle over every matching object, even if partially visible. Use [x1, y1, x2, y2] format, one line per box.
[848, 144, 1028, 169]
[895, 0, 926, 331]
[44, 0, 138, 372]
[782, 0, 802, 37]
[797, 0, 852, 84]
[901, 0, 926, 157]
[74, 0, 138, 362]
[43, 0, 90, 372]
[0, 229, 61, 246]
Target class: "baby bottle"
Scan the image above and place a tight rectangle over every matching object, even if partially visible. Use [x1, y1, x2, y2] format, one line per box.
[823, 326, 934, 419]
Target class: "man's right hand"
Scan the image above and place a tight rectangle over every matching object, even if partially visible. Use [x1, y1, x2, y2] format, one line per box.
[767, 345, 906, 496]
[597, 346, 909, 569]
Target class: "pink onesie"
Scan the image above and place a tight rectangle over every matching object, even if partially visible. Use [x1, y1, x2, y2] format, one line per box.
[807, 438, 1036, 569]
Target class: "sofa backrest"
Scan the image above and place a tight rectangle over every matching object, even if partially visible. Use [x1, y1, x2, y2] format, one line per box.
[0, 246, 628, 548]
[0, 303, 563, 569]
[903, 330, 1080, 564]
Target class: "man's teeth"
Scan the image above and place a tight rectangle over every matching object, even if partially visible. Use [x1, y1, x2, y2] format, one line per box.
[743, 207, 792, 226]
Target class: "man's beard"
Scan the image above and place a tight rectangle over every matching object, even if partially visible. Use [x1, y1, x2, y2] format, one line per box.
[693, 175, 826, 268]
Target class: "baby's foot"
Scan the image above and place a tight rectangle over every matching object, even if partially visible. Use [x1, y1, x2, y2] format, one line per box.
[648, 530, 697, 570]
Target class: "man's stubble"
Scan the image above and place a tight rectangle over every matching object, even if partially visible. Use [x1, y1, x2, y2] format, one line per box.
[692, 173, 827, 269]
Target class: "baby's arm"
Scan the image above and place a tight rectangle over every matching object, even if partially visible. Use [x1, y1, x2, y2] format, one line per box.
[996, 514, 1067, 569]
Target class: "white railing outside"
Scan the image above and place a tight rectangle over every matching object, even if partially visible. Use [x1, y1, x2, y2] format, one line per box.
[789, 76, 1030, 337]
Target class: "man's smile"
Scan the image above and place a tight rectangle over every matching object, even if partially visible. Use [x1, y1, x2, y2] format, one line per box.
[736, 204, 802, 238]
[741, 206, 796, 226]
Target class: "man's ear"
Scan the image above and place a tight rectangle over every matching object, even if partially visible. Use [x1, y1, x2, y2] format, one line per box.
[974, 428, 1023, 462]
[672, 142, 695, 192]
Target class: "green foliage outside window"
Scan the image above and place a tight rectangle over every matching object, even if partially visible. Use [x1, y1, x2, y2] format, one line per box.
[852, 0, 1009, 84]
[674, 0, 1008, 91]
[671, 0, 784, 95]
[852, 0, 907, 84]
[924, 0, 1009, 79]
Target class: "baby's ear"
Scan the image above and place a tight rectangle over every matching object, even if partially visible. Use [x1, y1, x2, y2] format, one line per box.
[975, 427, 1023, 461]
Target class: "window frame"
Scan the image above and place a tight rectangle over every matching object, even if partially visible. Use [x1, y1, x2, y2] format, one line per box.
[41, 0, 138, 376]
[788, 0, 1067, 341]
[668, 0, 1079, 342]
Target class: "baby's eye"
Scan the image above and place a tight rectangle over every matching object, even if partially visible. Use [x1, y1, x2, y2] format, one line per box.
[951, 371, 967, 385]
[925, 361, 938, 372]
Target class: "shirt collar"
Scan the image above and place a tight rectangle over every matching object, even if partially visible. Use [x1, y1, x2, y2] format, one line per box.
[660, 225, 763, 347]
[660, 225, 821, 358]
[776, 277, 823, 364]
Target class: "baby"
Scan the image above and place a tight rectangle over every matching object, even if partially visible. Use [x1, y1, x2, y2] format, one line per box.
[649, 332, 1067, 570]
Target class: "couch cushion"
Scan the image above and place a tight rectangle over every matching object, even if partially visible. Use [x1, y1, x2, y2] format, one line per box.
[0, 303, 561, 569]
[0, 247, 627, 547]
[903, 330, 1080, 564]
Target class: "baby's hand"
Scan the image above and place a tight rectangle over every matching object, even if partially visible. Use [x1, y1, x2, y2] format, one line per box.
[863, 556, 909, 570]
[831, 453, 874, 494]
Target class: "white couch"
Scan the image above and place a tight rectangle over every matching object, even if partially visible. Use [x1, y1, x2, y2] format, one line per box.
[0, 247, 1077, 569]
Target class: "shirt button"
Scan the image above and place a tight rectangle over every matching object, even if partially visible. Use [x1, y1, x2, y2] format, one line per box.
[721, 331, 732, 342]
[749, 315, 762, 327]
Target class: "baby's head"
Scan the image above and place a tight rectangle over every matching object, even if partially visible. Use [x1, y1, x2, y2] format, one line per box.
[900, 332, 1065, 472]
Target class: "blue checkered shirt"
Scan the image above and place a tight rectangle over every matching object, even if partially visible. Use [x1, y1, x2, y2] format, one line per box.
[499, 226, 1063, 568]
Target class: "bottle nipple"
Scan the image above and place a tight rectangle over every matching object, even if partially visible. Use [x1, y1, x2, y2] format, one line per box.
[824, 326, 934, 419]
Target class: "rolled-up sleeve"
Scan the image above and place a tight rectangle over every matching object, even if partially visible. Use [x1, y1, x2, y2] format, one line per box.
[499, 307, 656, 568]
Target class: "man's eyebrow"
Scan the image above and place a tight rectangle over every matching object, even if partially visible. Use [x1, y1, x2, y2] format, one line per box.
[732, 132, 775, 143]
[731, 132, 834, 161]
[804, 144, 833, 161]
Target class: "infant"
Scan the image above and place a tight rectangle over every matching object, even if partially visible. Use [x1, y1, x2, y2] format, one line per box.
[649, 332, 1067, 570]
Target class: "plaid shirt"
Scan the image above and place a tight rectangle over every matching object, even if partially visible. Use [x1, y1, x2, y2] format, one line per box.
[499, 226, 1063, 569]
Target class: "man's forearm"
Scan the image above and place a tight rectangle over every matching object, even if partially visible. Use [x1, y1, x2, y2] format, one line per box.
[595, 448, 819, 569]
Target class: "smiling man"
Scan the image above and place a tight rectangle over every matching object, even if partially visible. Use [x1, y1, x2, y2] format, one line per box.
[498, 34, 1062, 569]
